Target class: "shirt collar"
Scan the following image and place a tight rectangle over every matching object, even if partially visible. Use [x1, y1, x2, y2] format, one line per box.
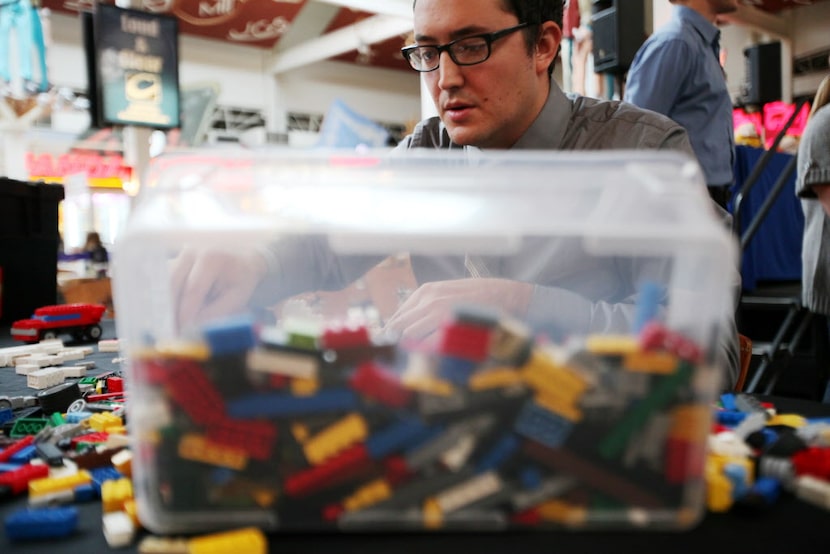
[674, 5, 720, 50]
[512, 80, 571, 150]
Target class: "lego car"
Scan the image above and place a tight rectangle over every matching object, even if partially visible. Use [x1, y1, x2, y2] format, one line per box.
[10, 303, 107, 343]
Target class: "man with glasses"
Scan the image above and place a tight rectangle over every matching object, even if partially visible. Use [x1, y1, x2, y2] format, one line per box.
[397, 0, 691, 152]
[173, 0, 740, 389]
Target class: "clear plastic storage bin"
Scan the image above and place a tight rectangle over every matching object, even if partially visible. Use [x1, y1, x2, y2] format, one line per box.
[114, 149, 737, 534]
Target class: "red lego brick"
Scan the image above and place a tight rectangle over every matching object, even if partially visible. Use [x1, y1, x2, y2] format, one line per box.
[348, 361, 413, 408]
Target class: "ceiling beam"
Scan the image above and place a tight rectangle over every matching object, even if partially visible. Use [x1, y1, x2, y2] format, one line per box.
[269, 14, 412, 74]
[276, 1, 341, 51]
[311, 0, 413, 19]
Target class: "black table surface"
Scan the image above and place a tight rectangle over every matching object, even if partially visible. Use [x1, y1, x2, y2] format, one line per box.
[1, 319, 829, 553]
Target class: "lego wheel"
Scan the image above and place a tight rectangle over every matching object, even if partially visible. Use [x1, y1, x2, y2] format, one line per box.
[86, 325, 103, 341]
[42, 331, 58, 340]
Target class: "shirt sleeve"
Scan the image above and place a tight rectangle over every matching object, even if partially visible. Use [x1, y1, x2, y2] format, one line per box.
[796, 107, 830, 199]
[624, 38, 692, 118]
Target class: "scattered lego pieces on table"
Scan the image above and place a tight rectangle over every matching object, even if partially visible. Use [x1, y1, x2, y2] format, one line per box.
[1, 308, 829, 551]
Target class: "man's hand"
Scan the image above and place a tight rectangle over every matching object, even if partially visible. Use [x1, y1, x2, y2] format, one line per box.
[171, 248, 268, 329]
[383, 278, 533, 340]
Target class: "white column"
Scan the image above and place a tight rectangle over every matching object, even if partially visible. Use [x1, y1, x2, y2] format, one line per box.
[1, 128, 28, 180]
[420, 75, 437, 121]
[264, 72, 288, 138]
[121, 125, 152, 196]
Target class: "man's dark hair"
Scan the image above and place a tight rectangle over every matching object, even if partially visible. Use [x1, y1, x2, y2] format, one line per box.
[503, 0, 563, 76]
[413, 0, 563, 77]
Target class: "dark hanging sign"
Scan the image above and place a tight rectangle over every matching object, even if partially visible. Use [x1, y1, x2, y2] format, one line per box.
[85, 4, 180, 129]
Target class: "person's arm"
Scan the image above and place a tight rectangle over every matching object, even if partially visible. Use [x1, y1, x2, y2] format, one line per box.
[624, 38, 691, 118]
[814, 184, 830, 217]
[796, 107, 830, 216]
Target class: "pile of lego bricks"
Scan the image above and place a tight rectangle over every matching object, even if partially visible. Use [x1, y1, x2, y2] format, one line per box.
[708, 392, 830, 512]
[126, 306, 716, 532]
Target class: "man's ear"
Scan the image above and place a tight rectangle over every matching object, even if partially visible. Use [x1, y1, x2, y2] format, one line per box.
[536, 21, 562, 74]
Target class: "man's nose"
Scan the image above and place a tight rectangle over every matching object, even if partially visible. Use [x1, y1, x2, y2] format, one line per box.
[437, 51, 463, 89]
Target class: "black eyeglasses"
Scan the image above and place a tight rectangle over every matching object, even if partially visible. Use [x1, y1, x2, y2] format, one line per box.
[401, 22, 530, 72]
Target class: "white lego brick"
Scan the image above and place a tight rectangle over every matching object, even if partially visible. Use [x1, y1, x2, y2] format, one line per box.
[59, 348, 88, 362]
[15, 353, 63, 368]
[60, 366, 88, 378]
[795, 475, 830, 510]
[15, 364, 41, 376]
[27, 367, 66, 389]
[103, 511, 136, 549]
[38, 339, 66, 353]
[98, 339, 121, 353]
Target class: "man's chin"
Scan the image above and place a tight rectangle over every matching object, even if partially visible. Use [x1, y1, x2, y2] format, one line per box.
[445, 126, 481, 148]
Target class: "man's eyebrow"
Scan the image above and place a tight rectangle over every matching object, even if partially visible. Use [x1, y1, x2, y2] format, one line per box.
[414, 26, 491, 44]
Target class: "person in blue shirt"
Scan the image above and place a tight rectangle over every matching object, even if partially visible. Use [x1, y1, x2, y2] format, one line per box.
[624, 0, 737, 210]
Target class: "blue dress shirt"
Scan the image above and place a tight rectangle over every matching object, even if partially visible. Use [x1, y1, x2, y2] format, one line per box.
[624, 6, 735, 188]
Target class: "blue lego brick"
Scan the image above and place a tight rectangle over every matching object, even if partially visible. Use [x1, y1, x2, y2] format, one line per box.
[366, 417, 434, 460]
[202, 315, 257, 356]
[90, 466, 122, 495]
[0, 462, 24, 473]
[723, 463, 749, 500]
[475, 432, 520, 474]
[719, 393, 737, 411]
[4, 506, 78, 541]
[518, 465, 543, 490]
[0, 408, 13, 424]
[73, 483, 97, 502]
[514, 402, 574, 449]
[227, 389, 359, 419]
[9, 445, 37, 464]
[715, 410, 747, 426]
[633, 281, 664, 333]
[65, 412, 93, 424]
[437, 356, 478, 386]
[748, 476, 782, 505]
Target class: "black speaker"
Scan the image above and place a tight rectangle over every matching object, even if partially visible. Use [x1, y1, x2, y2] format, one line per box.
[742, 42, 782, 106]
[591, 0, 645, 74]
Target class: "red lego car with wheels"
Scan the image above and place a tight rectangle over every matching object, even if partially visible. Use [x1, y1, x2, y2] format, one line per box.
[10, 303, 107, 343]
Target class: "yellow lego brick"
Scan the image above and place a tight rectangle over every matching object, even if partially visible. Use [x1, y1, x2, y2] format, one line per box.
[291, 422, 311, 444]
[343, 478, 392, 512]
[467, 367, 525, 391]
[29, 469, 92, 497]
[148, 340, 211, 361]
[519, 351, 590, 400]
[123, 498, 141, 527]
[290, 376, 320, 396]
[178, 433, 249, 471]
[101, 477, 134, 513]
[187, 527, 268, 554]
[534, 392, 582, 422]
[705, 471, 733, 512]
[88, 412, 124, 433]
[251, 487, 278, 509]
[111, 449, 133, 478]
[766, 413, 807, 428]
[536, 499, 588, 526]
[623, 350, 679, 374]
[138, 536, 189, 554]
[668, 404, 711, 442]
[422, 497, 443, 530]
[584, 334, 640, 356]
[304, 413, 369, 465]
[401, 374, 455, 396]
